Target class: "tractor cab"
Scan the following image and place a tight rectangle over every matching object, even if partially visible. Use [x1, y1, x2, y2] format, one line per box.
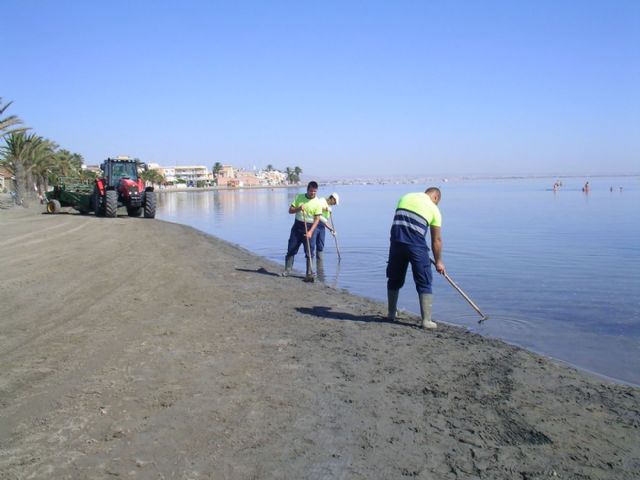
[101, 158, 140, 187]
[100, 157, 145, 205]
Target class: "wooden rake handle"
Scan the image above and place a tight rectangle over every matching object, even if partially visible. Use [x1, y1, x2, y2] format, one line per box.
[431, 259, 488, 323]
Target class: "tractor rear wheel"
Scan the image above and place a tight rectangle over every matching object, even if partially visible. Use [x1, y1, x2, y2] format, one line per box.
[46, 199, 61, 214]
[105, 190, 118, 218]
[127, 206, 142, 217]
[144, 191, 156, 219]
[92, 190, 104, 217]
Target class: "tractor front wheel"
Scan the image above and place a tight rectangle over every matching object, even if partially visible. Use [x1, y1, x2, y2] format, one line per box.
[105, 191, 118, 218]
[144, 191, 156, 219]
[46, 199, 61, 214]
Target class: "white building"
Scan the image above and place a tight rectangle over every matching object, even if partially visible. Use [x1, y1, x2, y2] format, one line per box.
[256, 169, 287, 186]
[153, 165, 212, 185]
[0, 166, 13, 192]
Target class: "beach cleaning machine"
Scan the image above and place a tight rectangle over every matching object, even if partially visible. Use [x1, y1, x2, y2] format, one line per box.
[46, 157, 156, 218]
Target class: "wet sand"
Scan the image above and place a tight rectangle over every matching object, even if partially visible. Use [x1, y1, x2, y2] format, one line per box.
[0, 206, 638, 479]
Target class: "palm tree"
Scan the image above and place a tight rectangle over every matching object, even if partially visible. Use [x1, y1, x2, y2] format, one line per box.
[153, 169, 166, 186]
[0, 98, 25, 139]
[139, 168, 152, 186]
[1, 132, 86, 205]
[285, 167, 293, 184]
[266, 164, 274, 172]
[67, 151, 84, 172]
[79, 168, 97, 182]
[212, 162, 223, 185]
[293, 166, 302, 183]
[45, 148, 78, 180]
[29, 137, 59, 198]
[140, 168, 165, 188]
[0, 132, 36, 204]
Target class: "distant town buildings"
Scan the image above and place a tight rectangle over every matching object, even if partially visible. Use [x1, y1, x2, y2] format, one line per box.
[148, 163, 288, 187]
[81, 159, 291, 188]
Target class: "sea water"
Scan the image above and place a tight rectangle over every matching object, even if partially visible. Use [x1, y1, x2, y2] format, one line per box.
[156, 177, 640, 386]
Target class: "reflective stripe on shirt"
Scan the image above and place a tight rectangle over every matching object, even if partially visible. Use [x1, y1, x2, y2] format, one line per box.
[390, 192, 441, 246]
[392, 217, 427, 237]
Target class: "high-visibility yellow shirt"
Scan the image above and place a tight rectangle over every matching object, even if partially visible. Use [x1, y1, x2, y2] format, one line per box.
[291, 194, 323, 223]
[390, 192, 441, 245]
[317, 197, 332, 224]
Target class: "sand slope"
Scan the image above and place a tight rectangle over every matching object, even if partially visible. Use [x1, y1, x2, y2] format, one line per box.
[0, 207, 638, 479]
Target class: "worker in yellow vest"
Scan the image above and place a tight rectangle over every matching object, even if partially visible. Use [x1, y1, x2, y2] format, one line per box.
[314, 192, 339, 279]
[281, 181, 323, 278]
[386, 187, 446, 329]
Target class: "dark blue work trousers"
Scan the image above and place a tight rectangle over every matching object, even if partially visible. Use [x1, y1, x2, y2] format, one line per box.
[386, 241, 433, 294]
[315, 223, 326, 253]
[286, 220, 317, 259]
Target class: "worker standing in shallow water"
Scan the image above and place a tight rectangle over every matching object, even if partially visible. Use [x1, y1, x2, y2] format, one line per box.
[281, 181, 323, 278]
[315, 193, 339, 280]
[386, 187, 445, 329]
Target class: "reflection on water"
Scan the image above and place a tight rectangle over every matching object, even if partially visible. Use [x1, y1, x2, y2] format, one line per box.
[157, 178, 640, 386]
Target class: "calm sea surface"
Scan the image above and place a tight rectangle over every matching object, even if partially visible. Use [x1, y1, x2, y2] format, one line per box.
[156, 177, 640, 386]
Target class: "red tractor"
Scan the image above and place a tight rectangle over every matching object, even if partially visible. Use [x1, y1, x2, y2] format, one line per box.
[92, 157, 156, 218]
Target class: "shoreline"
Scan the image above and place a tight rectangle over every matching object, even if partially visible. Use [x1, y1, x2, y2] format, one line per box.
[156, 183, 297, 193]
[1, 206, 638, 478]
[154, 195, 639, 389]
[153, 173, 639, 194]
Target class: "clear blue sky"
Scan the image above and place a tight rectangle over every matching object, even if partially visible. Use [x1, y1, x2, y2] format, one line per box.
[4, 0, 639, 177]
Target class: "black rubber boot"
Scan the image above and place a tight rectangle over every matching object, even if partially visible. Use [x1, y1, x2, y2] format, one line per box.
[387, 289, 399, 320]
[304, 259, 315, 282]
[281, 256, 294, 277]
[316, 251, 325, 282]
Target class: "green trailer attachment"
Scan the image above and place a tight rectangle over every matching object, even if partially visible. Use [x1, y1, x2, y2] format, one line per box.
[45, 177, 95, 214]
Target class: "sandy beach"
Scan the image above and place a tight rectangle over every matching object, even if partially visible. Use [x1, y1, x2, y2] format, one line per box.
[0, 206, 638, 479]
